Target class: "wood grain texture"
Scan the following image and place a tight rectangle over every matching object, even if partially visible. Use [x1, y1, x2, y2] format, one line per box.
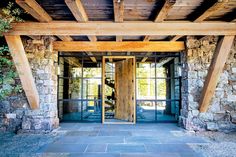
[53, 41, 185, 52]
[154, 0, 176, 22]
[65, 0, 88, 21]
[5, 35, 39, 109]
[171, 0, 229, 41]
[115, 58, 135, 122]
[65, 0, 97, 62]
[16, 0, 52, 22]
[16, 0, 72, 42]
[6, 22, 236, 36]
[199, 35, 235, 112]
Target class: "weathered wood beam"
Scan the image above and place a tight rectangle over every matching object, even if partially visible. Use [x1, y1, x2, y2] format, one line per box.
[141, 52, 152, 62]
[5, 35, 39, 109]
[53, 41, 185, 52]
[113, 0, 124, 43]
[57, 35, 73, 41]
[113, 0, 124, 22]
[65, 0, 97, 62]
[144, 0, 175, 45]
[6, 22, 236, 36]
[64, 57, 82, 67]
[155, 0, 176, 22]
[16, 0, 73, 42]
[171, 0, 228, 41]
[199, 35, 235, 112]
[16, 0, 52, 22]
[65, 0, 88, 21]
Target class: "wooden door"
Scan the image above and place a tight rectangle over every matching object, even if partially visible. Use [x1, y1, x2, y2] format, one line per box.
[115, 58, 135, 122]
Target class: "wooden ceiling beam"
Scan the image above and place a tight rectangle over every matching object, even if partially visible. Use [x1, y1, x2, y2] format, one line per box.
[5, 35, 39, 109]
[6, 22, 236, 36]
[65, 0, 97, 62]
[113, 0, 124, 43]
[171, 0, 229, 41]
[53, 41, 185, 52]
[154, 0, 176, 22]
[16, 0, 73, 41]
[199, 35, 235, 112]
[143, 0, 176, 45]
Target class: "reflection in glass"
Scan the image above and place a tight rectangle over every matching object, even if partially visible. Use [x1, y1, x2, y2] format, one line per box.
[137, 101, 155, 122]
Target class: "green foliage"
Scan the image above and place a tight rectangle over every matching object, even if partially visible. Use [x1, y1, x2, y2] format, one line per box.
[0, 2, 23, 36]
[0, 2, 23, 100]
[0, 46, 22, 100]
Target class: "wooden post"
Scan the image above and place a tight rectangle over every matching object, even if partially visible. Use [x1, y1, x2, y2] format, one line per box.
[199, 35, 235, 112]
[5, 35, 39, 109]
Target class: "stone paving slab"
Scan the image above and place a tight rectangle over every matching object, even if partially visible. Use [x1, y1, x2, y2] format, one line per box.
[41, 144, 87, 153]
[55, 136, 125, 144]
[98, 131, 132, 136]
[107, 144, 146, 153]
[0, 123, 207, 157]
[85, 144, 107, 152]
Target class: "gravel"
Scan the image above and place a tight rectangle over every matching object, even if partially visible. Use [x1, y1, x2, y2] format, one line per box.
[189, 131, 236, 157]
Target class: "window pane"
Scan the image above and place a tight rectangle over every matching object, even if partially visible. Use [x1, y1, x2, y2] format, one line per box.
[82, 100, 102, 122]
[137, 101, 155, 122]
[137, 79, 155, 99]
[82, 78, 102, 99]
[137, 63, 155, 78]
[83, 67, 101, 78]
[62, 101, 82, 121]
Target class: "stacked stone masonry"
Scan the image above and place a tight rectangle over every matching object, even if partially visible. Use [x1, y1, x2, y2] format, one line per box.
[1, 36, 236, 133]
[180, 36, 236, 131]
[0, 36, 59, 133]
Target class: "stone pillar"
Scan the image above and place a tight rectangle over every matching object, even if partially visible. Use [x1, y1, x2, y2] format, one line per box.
[20, 36, 59, 133]
[181, 36, 236, 131]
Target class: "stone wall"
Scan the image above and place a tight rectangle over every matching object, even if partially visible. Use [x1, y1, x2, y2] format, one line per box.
[0, 36, 59, 133]
[180, 36, 236, 131]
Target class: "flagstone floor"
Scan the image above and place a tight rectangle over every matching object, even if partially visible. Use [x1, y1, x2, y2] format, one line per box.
[0, 123, 210, 157]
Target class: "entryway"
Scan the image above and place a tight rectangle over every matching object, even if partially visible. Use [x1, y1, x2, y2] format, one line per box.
[57, 52, 181, 123]
[102, 56, 136, 124]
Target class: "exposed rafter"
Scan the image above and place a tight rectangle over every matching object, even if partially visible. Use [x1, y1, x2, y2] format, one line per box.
[53, 41, 185, 52]
[5, 35, 39, 109]
[155, 0, 176, 22]
[142, 0, 176, 62]
[113, 0, 124, 44]
[199, 36, 235, 112]
[16, 0, 73, 41]
[65, 0, 97, 62]
[6, 22, 236, 36]
[171, 0, 229, 41]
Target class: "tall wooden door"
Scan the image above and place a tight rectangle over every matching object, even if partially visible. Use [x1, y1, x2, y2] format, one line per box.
[115, 58, 135, 122]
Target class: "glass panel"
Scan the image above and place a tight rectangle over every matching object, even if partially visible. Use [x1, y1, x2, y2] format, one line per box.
[82, 100, 102, 122]
[68, 78, 82, 99]
[61, 100, 82, 121]
[82, 78, 102, 99]
[137, 79, 155, 100]
[137, 63, 155, 78]
[156, 79, 167, 100]
[72, 67, 82, 78]
[156, 101, 178, 122]
[137, 101, 155, 122]
[83, 67, 101, 78]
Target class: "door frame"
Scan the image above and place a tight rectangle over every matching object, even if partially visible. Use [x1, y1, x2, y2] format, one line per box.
[102, 56, 136, 124]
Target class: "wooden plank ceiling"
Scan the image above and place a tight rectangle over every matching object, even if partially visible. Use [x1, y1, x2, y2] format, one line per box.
[14, 0, 235, 42]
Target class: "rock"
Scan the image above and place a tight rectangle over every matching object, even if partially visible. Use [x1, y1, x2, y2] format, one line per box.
[192, 110, 199, 117]
[231, 112, 236, 124]
[207, 122, 219, 131]
[227, 95, 236, 101]
[199, 113, 214, 121]
[5, 113, 16, 119]
[232, 67, 236, 73]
